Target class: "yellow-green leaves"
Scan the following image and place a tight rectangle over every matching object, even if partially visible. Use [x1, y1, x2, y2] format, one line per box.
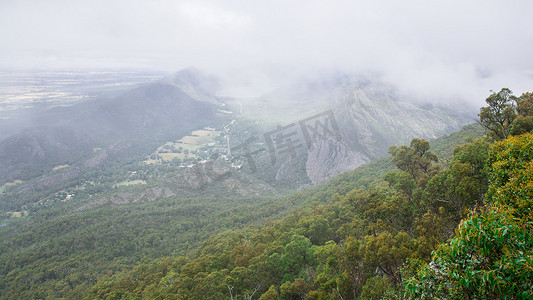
[488, 133, 533, 222]
[406, 133, 533, 299]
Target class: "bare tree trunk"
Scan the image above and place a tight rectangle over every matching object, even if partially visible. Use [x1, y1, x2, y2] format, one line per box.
[227, 285, 234, 300]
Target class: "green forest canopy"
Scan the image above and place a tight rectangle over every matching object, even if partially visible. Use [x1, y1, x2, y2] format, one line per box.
[1, 88, 532, 299]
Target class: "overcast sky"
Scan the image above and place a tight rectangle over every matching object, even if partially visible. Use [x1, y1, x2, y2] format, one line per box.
[1, 0, 532, 103]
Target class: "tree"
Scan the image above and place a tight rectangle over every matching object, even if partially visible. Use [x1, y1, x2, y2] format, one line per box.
[406, 133, 533, 299]
[510, 115, 533, 136]
[259, 285, 279, 300]
[312, 239, 365, 299]
[510, 92, 533, 136]
[280, 278, 307, 299]
[486, 133, 533, 220]
[425, 139, 490, 216]
[281, 235, 317, 281]
[478, 88, 517, 140]
[516, 92, 533, 116]
[361, 231, 412, 284]
[388, 138, 438, 184]
[360, 276, 393, 300]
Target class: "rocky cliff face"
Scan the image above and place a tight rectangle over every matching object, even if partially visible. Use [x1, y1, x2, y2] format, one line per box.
[250, 79, 473, 184]
[0, 69, 474, 196]
[333, 83, 467, 154]
[305, 136, 370, 184]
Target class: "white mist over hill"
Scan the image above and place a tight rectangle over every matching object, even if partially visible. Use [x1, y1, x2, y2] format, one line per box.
[1, 1, 532, 105]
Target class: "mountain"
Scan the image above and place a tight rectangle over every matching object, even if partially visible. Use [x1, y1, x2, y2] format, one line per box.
[228, 76, 473, 184]
[309, 80, 471, 183]
[0, 68, 487, 299]
[0, 122, 485, 299]
[0, 69, 475, 214]
[0, 69, 225, 186]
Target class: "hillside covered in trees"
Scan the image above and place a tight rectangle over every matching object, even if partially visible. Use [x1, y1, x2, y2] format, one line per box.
[0, 89, 532, 299]
[85, 89, 533, 299]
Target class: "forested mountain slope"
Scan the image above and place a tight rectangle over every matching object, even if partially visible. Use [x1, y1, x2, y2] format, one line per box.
[84, 131, 532, 299]
[80, 89, 532, 299]
[0, 122, 484, 299]
[0, 69, 474, 218]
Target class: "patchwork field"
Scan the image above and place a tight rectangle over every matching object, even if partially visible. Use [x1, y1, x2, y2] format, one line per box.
[0, 180, 24, 193]
[146, 128, 221, 163]
[52, 164, 69, 171]
[159, 153, 187, 161]
[114, 180, 147, 188]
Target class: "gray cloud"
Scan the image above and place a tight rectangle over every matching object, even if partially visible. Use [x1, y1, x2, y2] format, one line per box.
[1, 0, 532, 104]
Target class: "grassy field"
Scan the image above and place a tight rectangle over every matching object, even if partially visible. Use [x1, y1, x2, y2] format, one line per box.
[179, 129, 219, 145]
[159, 153, 188, 161]
[146, 128, 221, 163]
[0, 180, 24, 193]
[52, 164, 69, 171]
[8, 211, 28, 218]
[0, 213, 26, 227]
[114, 180, 146, 188]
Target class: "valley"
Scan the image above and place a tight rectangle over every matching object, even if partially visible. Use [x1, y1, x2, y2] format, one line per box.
[0, 68, 530, 299]
[2, 2, 532, 298]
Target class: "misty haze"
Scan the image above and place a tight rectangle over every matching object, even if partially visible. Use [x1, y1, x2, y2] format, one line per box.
[1, 1, 532, 299]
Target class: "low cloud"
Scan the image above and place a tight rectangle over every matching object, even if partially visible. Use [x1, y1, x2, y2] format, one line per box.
[1, 0, 532, 104]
